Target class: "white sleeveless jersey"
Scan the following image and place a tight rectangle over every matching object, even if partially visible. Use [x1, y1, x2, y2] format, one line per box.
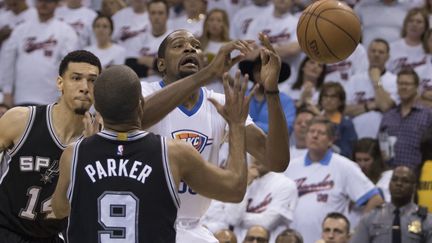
[55, 6, 97, 48]
[141, 81, 253, 220]
[112, 7, 150, 58]
[84, 44, 126, 69]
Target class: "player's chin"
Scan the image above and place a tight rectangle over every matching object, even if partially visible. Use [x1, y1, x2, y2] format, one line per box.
[73, 105, 90, 115]
[179, 69, 198, 78]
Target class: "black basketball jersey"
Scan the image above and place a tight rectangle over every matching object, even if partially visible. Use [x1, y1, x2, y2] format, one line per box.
[0, 105, 68, 238]
[67, 130, 179, 243]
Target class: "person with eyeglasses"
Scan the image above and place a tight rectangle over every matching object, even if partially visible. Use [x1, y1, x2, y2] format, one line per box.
[379, 68, 432, 172]
[243, 225, 269, 243]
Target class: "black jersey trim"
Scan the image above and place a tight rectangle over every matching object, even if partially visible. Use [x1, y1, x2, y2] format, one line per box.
[98, 130, 149, 141]
[0, 155, 12, 184]
[8, 106, 36, 157]
[47, 104, 69, 149]
[161, 137, 180, 209]
[67, 139, 82, 202]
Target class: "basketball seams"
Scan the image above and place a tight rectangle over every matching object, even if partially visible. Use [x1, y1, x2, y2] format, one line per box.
[303, 0, 327, 59]
[314, 15, 341, 61]
[316, 9, 360, 44]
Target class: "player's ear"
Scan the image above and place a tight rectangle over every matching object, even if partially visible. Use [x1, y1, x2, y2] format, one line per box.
[157, 58, 166, 73]
[57, 76, 64, 94]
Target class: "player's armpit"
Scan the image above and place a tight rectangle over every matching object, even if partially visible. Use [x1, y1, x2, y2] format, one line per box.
[168, 139, 247, 203]
[0, 107, 30, 152]
[52, 145, 74, 219]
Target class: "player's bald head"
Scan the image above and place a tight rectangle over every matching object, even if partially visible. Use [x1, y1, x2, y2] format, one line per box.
[94, 65, 142, 124]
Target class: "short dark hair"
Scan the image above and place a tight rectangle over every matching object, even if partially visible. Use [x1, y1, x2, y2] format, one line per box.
[323, 212, 350, 233]
[318, 82, 346, 112]
[307, 116, 337, 139]
[94, 65, 142, 123]
[275, 228, 303, 243]
[397, 67, 420, 86]
[92, 14, 114, 35]
[157, 29, 188, 58]
[59, 50, 102, 76]
[370, 38, 390, 53]
[148, 0, 169, 15]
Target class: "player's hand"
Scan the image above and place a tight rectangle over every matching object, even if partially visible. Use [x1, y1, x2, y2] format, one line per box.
[369, 67, 381, 84]
[258, 33, 281, 92]
[209, 71, 258, 125]
[82, 111, 102, 137]
[207, 40, 255, 78]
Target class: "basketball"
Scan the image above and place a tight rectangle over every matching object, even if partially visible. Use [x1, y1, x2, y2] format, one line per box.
[297, 0, 361, 64]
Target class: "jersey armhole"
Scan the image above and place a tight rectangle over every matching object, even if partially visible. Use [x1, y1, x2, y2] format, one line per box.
[161, 137, 180, 209]
[8, 106, 36, 157]
[67, 138, 83, 202]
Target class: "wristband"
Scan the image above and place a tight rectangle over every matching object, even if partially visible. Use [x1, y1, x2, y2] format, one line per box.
[265, 90, 280, 95]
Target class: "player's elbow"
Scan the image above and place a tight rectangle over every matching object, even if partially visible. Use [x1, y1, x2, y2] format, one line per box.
[267, 157, 290, 172]
[226, 180, 247, 203]
[52, 196, 69, 219]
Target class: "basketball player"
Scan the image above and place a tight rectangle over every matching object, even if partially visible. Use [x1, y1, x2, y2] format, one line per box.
[52, 65, 252, 242]
[0, 36, 256, 242]
[141, 30, 290, 243]
[0, 50, 101, 242]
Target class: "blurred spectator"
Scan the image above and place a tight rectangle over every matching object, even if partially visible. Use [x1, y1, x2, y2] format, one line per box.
[354, 0, 410, 48]
[247, 58, 296, 135]
[55, 0, 97, 48]
[314, 82, 358, 158]
[275, 228, 303, 243]
[423, 0, 432, 23]
[199, 8, 231, 92]
[282, 56, 326, 109]
[171, 0, 206, 37]
[85, 14, 126, 69]
[243, 225, 270, 243]
[387, 8, 429, 74]
[244, 0, 302, 85]
[324, 44, 368, 85]
[345, 39, 398, 139]
[112, 0, 149, 59]
[0, 103, 9, 118]
[214, 229, 238, 243]
[379, 68, 432, 170]
[100, 0, 126, 17]
[416, 28, 432, 108]
[290, 107, 315, 159]
[206, 0, 249, 21]
[317, 212, 351, 243]
[284, 117, 383, 243]
[0, 0, 37, 46]
[0, 0, 78, 107]
[133, 0, 171, 82]
[353, 138, 393, 202]
[350, 166, 432, 243]
[167, 0, 184, 19]
[230, 0, 272, 40]
[228, 158, 298, 242]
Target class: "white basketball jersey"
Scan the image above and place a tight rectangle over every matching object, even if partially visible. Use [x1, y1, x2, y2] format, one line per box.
[142, 81, 253, 220]
[55, 6, 97, 48]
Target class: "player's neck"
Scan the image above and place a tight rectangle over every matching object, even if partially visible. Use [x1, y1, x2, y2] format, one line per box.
[103, 122, 141, 133]
[51, 103, 85, 145]
[308, 149, 328, 162]
[183, 90, 201, 109]
[404, 36, 422, 46]
[152, 27, 167, 37]
[38, 13, 54, 23]
[97, 39, 112, 49]
[273, 9, 289, 18]
[133, 6, 146, 14]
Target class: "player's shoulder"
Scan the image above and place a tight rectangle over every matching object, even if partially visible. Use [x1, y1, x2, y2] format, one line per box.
[1, 106, 31, 123]
[330, 153, 360, 169]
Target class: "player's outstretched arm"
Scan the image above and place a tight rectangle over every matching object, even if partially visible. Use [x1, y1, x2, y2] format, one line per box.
[169, 72, 256, 202]
[140, 40, 254, 129]
[0, 107, 30, 153]
[52, 145, 73, 219]
[245, 33, 290, 172]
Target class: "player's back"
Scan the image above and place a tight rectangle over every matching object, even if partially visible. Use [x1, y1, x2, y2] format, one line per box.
[0, 105, 67, 238]
[67, 130, 179, 243]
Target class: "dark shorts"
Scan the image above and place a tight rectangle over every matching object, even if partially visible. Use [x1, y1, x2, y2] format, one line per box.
[0, 227, 64, 243]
